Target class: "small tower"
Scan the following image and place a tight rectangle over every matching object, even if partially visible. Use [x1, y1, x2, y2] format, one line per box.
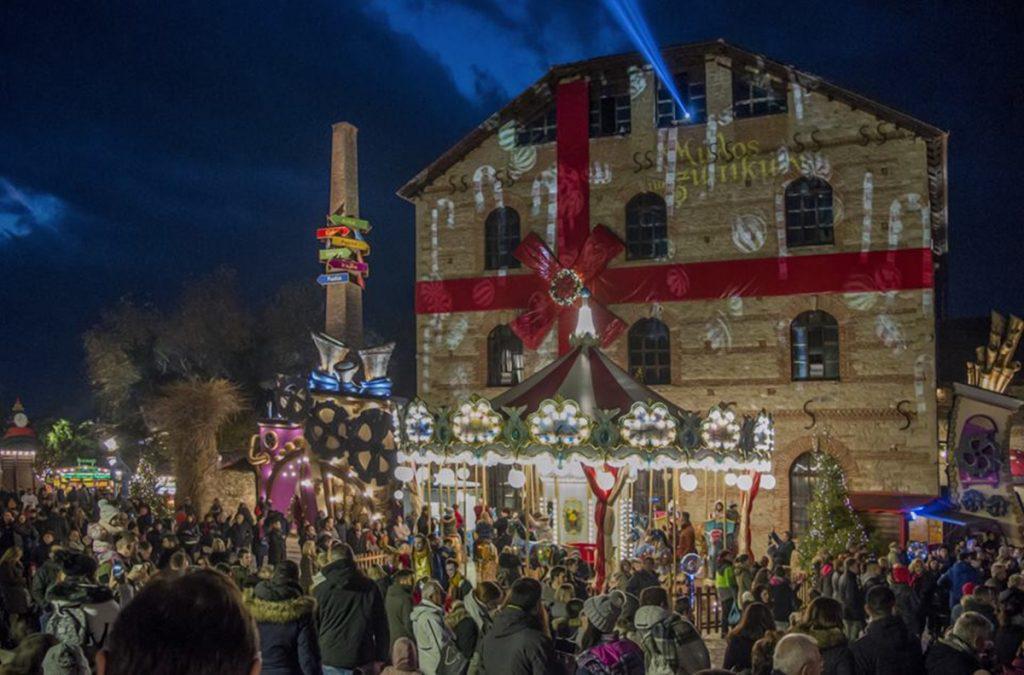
[0, 399, 39, 491]
[324, 122, 365, 347]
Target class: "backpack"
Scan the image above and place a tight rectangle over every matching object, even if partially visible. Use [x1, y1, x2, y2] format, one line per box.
[46, 603, 91, 648]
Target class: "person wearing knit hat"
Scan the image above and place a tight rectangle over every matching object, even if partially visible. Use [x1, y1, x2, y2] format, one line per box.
[577, 593, 645, 675]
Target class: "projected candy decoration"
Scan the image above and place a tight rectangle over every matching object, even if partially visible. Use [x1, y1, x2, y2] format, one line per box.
[986, 495, 1009, 517]
[451, 397, 502, 445]
[619, 402, 678, 450]
[956, 414, 1002, 486]
[701, 404, 741, 453]
[527, 399, 592, 447]
[403, 400, 434, 445]
[731, 214, 767, 253]
[961, 489, 984, 513]
[628, 65, 646, 99]
[752, 411, 774, 455]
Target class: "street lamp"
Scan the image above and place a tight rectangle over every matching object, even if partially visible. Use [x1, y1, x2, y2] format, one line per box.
[103, 438, 118, 453]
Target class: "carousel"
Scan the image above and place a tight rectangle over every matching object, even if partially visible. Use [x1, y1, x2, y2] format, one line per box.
[396, 298, 778, 589]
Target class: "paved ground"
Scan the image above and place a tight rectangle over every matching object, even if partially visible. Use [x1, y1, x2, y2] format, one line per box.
[705, 636, 726, 668]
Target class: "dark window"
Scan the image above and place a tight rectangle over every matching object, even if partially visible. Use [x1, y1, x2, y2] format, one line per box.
[484, 207, 522, 270]
[789, 451, 823, 537]
[590, 85, 631, 137]
[656, 72, 707, 126]
[625, 193, 669, 260]
[732, 71, 788, 118]
[487, 325, 524, 387]
[628, 318, 671, 385]
[516, 108, 556, 146]
[785, 177, 834, 247]
[791, 310, 839, 381]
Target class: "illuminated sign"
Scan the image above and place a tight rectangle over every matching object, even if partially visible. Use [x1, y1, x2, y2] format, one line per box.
[328, 214, 371, 231]
[317, 272, 351, 286]
[317, 226, 352, 239]
[329, 237, 370, 253]
[328, 258, 369, 274]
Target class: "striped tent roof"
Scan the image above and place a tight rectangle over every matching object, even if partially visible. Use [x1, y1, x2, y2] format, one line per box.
[491, 341, 687, 419]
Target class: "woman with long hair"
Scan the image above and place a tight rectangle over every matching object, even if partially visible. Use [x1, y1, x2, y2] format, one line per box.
[722, 601, 776, 672]
[790, 596, 855, 675]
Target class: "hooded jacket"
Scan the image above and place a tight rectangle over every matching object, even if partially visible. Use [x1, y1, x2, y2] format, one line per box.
[850, 614, 925, 675]
[938, 561, 980, 609]
[45, 578, 119, 649]
[632, 605, 710, 675]
[889, 572, 921, 636]
[924, 634, 982, 675]
[382, 637, 422, 675]
[479, 606, 552, 675]
[313, 558, 389, 669]
[245, 588, 321, 675]
[791, 626, 854, 675]
[412, 598, 450, 675]
[837, 571, 866, 622]
[386, 581, 415, 648]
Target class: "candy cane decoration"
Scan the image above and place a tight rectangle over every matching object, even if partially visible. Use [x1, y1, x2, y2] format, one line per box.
[914, 354, 931, 413]
[887, 198, 904, 263]
[860, 172, 874, 260]
[919, 197, 933, 313]
[792, 82, 805, 121]
[704, 116, 717, 192]
[532, 167, 558, 248]
[589, 162, 612, 185]
[432, 197, 455, 231]
[473, 165, 504, 213]
[656, 127, 666, 171]
[774, 191, 788, 279]
[665, 126, 679, 215]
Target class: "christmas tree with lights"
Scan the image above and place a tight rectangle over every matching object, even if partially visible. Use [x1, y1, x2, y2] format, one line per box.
[798, 451, 867, 561]
[129, 456, 169, 519]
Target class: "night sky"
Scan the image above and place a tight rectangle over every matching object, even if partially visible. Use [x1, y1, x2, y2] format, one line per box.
[2, 1, 1023, 419]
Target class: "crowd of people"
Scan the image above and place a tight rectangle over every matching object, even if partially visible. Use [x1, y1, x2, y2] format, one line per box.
[0, 483, 1021, 675]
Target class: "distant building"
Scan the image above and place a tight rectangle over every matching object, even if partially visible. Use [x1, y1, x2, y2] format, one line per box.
[0, 400, 39, 492]
[400, 40, 948, 547]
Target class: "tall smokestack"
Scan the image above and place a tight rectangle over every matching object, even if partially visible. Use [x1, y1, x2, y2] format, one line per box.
[326, 122, 364, 346]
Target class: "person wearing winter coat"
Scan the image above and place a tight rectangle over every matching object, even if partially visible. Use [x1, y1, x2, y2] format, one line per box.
[625, 556, 661, 598]
[837, 559, 865, 640]
[0, 546, 33, 622]
[950, 584, 997, 627]
[313, 544, 389, 672]
[888, 564, 921, 637]
[412, 580, 454, 675]
[715, 551, 739, 636]
[45, 551, 119, 652]
[789, 597, 855, 675]
[382, 637, 423, 675]
[461, 581, 501, 675]
[924, 611, 991, 675]
[479, 578, 553, 675]
[723, 602, 776, 672]
[770, 567, 798, 631]
[850, 585, 925, 675]
[633, 585, 710, 675]
[266, 519, 287, 567]
[734, 554, 754, 609]
[938, 551, 981, 609]
[244, 560, 321, 675]
[575, 592, 645, 675]
[386, 569, 416, 649]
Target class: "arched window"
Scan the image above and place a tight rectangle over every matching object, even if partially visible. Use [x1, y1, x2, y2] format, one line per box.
[784, 177, 834, 247]
[484, 207, 522, 270]
[791, 310, 839, 381]
[628, 318, 671, 385]
[487, 325, 523, 387]
[625, 193, 668, 260]
[789, 451, 823, 537]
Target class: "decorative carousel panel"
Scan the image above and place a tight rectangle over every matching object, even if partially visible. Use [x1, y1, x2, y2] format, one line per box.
[527, 399, 592, 447]
[451, 397, 502, 445]
[619, 402, 678, 450]
[701, 403, 741, 454]
[403, 399, 434, 445]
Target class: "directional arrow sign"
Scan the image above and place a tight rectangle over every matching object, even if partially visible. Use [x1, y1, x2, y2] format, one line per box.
[317, 272, 350, 286]
[329, 237, 370, 253]
[318, 248, 353, 261]
[328, 214, 371, 231]
[328, 258, 369, 274]
[317, 226, 351, 239]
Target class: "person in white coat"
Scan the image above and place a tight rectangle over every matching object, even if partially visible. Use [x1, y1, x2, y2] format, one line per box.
[412, 580, 454, 675]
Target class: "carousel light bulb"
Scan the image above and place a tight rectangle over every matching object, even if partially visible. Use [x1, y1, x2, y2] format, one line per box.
[415, 466, 430, 482]
[761, 474, 777, 490]
[456, 466, 469, 481]
[393, 490, 404, 501]
[507, 467, 527, 489]
[437, 467, 456, 486]
[724, 473, 738, 487]
[680, 473, 698, 492]
[595, 468, 615, 491]
[736, 474, 753, 491]
[394, 465, 415, 483]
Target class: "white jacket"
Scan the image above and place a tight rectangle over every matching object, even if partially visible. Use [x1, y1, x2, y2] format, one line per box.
[411, 599, 451, 675]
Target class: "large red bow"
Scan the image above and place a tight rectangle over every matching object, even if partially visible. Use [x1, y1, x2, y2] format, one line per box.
[509, 225, 627, 350]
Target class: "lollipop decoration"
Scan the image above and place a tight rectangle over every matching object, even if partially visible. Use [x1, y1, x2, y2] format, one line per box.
[701, 404, 741, 453]
[620, 402, 678, 450]
[528, 399, 592, 447]
[451, 397, 503, 445]
[403, 400, 434, 445]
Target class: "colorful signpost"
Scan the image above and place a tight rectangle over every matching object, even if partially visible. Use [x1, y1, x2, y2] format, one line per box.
[317, 213, 372, 288]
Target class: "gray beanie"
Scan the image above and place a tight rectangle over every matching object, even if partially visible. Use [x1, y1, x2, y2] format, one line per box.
[613, 590, 639, 622]
[42, 643, 90, 675]
[582, 592, 623, 633]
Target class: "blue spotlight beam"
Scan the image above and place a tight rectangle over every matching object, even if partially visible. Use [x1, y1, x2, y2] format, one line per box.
[603, 0, 690, 120]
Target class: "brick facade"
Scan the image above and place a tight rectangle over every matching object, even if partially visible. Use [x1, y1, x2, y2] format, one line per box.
[400, 42, 947, 548]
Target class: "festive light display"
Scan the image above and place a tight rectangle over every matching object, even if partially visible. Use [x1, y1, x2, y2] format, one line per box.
[752, 410, 774, 455]
[507, 466, 527, 489]
[760, 473, 777, 490]
[701, 404, 741, 453]
[393, 465, 415, 483]
[528, 399, 592, 447]
[451, 397, 502, 445]
[679, 473, 699, 492]
[403, 400, 434, 444]
[619, 402, 678, 450]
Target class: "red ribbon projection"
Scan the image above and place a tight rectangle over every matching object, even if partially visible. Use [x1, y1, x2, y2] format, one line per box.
[581, 464, 629, 593]
[509, 226, 627, 351]
[414, 77, 934, 354]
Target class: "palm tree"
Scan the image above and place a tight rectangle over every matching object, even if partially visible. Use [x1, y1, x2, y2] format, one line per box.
[147, 379, 243, 515]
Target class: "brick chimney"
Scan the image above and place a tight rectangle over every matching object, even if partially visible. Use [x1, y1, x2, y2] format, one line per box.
[326, 122, 364, 347]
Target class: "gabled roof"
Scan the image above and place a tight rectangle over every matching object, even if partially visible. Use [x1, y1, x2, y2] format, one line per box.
[397, 40, 948, 250]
